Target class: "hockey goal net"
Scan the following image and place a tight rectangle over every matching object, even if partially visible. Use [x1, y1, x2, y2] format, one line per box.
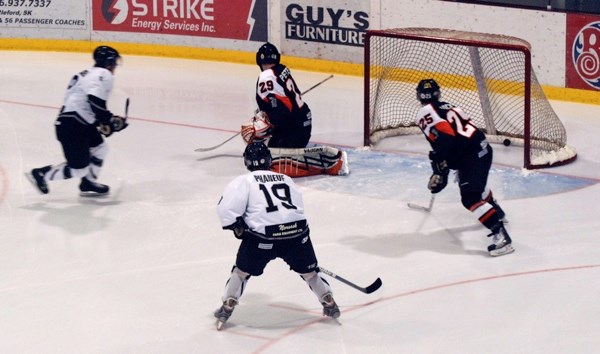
[364, 28, 577, 169]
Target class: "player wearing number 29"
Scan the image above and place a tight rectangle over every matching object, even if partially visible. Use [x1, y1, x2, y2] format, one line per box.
[242, 42, 349, 177]
[253, 42, 311, 148]
[415, 79, 514, 256]
[213, 141, 340, 330]
[26, 46, 128, 197]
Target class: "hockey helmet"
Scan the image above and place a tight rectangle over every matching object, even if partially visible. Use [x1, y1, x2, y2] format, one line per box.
[416, 78, 441, 103]
[256, 42, 280, 68]
[244, 141, 273, 171]
[93, 45, 121, 69]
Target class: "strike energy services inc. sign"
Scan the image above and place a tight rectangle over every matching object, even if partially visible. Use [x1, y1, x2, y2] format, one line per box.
[92, 0, 267, 41]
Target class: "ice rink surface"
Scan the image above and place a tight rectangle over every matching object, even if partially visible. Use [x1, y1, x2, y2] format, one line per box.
[1, 51, 599, 353]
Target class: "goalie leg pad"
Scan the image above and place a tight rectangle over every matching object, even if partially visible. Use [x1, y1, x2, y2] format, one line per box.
[269, 146, 349, 177]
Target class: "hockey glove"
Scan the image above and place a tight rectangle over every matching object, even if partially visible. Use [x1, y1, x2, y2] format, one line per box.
[223, 217, 248, 239]
[428, 151, 449, 194]
[97, 115, 129, 137]
[241, 111, 273, 144]
[97, 122, 113, 137]
[428, 173, 448, 194]
[110, 115, 129, 132]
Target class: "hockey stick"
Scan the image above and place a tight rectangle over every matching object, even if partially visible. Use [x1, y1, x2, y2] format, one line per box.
[319, 267, 382, 294]
[124, 97, 130, 119]
[407, 194, 436, 212]
[194, 75, 334, 152]
[194, 132, 241, 152]
[301, 74, 334, 96]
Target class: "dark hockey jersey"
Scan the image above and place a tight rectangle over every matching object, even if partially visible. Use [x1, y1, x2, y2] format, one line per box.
[255, 64, 311, 148]
[415, 100, 488, 169]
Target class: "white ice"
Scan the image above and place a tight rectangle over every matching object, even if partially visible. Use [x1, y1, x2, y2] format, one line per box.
[1, 51, 599, 354]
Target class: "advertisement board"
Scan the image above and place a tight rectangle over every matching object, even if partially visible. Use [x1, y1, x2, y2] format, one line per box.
[92, 0, 267, 42]
[566, 13, 600, 91]
[0, 0, 87, 29]
[281, 0, 370, 62]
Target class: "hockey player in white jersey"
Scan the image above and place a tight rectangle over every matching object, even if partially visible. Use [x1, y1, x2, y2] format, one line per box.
[213, 141, 340, 330]
[27, 46, 128, 196]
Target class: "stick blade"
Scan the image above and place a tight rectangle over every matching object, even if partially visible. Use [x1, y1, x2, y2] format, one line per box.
[365, 277, 383, 294]
[407, 202, 431, 212]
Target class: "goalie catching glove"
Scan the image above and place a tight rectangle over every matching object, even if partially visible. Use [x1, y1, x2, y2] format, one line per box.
[241, 111, 273, 144]
[428, 151, 449, 194]
[98, 115, 129, 137]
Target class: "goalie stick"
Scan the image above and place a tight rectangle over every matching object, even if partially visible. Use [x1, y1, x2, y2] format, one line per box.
[407, 194, 436, 212]
[194, 75, 334, 152]
[318, 267, 382, 294]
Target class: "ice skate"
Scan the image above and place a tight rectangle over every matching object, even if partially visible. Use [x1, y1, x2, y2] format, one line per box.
[26, 165, 51, 194]
[321, 293, 341, 319]
[214, 297, 237, 331]
[79, 177, 109, 197]
[487, 223, 514, 257]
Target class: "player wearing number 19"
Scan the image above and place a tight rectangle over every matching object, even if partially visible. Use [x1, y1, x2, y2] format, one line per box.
[414, 79, 514, 257]
[213, 141, 340, 330]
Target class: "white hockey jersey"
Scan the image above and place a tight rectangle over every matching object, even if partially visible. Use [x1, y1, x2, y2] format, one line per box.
[62, 67, 114, 125]
[217, 170, 308, 240]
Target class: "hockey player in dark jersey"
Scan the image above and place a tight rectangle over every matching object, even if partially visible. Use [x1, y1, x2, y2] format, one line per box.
[213, 141, 340, 330]
[254, 42, 311, 148]
[415, 79, 514, 256]
[241, 42, 349, 177]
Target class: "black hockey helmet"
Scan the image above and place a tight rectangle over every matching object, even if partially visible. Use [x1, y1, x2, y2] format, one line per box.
[256, 42, 280, 68]
[416, 78, 441, 103]
[244, 141, 272, 171]
[93, 45, 121, 69]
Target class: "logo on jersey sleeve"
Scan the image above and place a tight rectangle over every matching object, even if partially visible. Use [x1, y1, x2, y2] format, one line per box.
[102, 0, 129, 25]
[572, 21, 600, 90]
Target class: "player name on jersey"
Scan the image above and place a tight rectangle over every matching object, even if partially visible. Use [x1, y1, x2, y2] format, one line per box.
[253, 174, 285, 183]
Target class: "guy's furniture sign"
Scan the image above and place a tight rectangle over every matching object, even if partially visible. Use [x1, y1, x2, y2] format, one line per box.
[283, 1, 369, 47]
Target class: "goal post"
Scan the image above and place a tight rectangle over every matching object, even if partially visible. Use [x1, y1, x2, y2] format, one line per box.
[364, 28, 577, 169]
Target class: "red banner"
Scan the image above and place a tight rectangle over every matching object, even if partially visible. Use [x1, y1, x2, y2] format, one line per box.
[566, 13, 600, 90]
[92, 0, 264, 41]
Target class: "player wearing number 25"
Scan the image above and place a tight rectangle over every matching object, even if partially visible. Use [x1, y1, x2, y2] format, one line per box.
[26, 46, 128, 197]
[414, 79, 514, 257]
[212, 141, 340, 330]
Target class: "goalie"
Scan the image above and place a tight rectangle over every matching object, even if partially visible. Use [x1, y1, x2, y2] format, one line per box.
[241, 111, 348, 177]
[240, 42, 349, 177]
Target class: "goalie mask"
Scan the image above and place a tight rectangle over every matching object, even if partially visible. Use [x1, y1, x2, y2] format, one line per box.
[244, 141, 272, 171]
[256, 42, 280, 68]
[416, 79, 441, 104]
